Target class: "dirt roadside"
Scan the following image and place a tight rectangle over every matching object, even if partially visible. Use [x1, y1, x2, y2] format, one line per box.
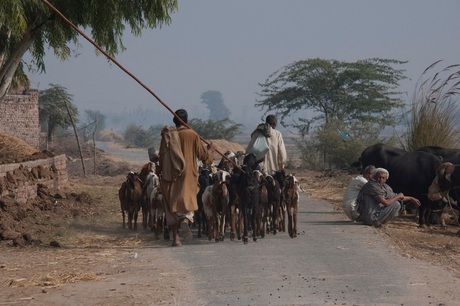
[0, 135, 459, 305]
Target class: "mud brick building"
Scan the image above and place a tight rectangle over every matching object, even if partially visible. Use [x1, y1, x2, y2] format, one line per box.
[0, 88, 40, 149]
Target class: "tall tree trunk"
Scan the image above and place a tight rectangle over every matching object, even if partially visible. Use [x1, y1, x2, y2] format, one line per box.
[0, 30, 34, 101]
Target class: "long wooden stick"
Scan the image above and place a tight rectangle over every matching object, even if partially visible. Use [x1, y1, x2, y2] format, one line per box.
[40, 0, 243, 171]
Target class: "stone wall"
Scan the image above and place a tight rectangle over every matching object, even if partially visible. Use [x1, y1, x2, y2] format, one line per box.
[0, 90, 40, 148]
[0, 155, 68, 204]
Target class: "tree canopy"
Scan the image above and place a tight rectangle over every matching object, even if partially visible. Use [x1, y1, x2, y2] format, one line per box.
[200, 90, 231, 120]
[256, 58, 407, 134]
[188, 118, 241, 141]
[0, 0, 178, 100]
[39, 83, 78, 142]
[256, 58, 408, 169]
[83, 109, 107, 137]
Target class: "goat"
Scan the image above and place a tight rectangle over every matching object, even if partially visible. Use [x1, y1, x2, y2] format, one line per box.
[139, 162, 158, 229]
[273, 170, 287, 232]
[196, 166, 211, 238]
[254, 170, 269, 238]
[283, 174, 300, 238]
[144, 171, 164, 240]
[202, 170, 230, 242]
[119, 172, 143, 230]
[236, 153, 261, 244]
[265, 174, 282, 235]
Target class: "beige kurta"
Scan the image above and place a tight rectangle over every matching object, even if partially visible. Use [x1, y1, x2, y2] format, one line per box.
[160, 126, 212, 225]
[247, 126, 287, 174]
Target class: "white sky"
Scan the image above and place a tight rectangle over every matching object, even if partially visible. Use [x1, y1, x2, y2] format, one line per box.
[26, 0, 460, 129]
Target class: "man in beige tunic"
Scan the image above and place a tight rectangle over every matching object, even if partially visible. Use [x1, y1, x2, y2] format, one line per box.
[247, 114, 287, 174]
[159, 109, 214, 247]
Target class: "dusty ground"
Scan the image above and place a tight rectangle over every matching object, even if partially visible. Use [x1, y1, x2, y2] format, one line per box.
[0, 133, 459, 304]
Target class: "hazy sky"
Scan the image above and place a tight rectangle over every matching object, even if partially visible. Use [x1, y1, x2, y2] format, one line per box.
[26, 1, 460, 129]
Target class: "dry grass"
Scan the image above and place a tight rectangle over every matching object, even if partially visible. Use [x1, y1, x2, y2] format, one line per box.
[405, 61, 460, 150]
[9, 271, 99, 288]
[0, 133, 39, 159]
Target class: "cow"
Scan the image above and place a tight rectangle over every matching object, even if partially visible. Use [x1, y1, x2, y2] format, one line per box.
[417, 146, 460, 227]
[202, 170, 231, 241]
[118, 171, 143, 230]
[417, 146, 460, 163]
[427, 162, 460, 226]
[356, 143, 443, 227]
[283, 174, 300, 238]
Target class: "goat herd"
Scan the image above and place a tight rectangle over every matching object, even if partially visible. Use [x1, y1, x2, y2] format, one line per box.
[118, 152, 301, 244]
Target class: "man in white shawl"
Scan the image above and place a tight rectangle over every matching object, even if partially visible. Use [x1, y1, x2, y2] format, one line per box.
[246, 114, 287, 174]
[343, 165, 375, 221]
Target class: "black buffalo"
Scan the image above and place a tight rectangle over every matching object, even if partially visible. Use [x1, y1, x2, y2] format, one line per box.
[356, 143, 442, 227]
[417, 146, 460, 163]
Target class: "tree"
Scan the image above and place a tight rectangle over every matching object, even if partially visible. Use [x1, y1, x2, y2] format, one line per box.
[256, 58, 407, 168]
[201, 90, 231, 120]
[83, 110, 107, 136]
[0, 0, 178, 101]
[257, 58, 407, 130]
[39, 84, 78, 142]
[188, 118, 241, 140]
[123, 124, 161, 148]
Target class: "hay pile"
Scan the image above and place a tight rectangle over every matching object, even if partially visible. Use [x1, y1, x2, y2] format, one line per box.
[0, 134, 41, 164]
[0, 133, 38, 157]
[210, 139, 245, 163]
[98, 130, 124, 142]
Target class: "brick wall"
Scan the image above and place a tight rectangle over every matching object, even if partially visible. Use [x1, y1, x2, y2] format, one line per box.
[0, 90, 40, 148]
[0, 155, 68, 204]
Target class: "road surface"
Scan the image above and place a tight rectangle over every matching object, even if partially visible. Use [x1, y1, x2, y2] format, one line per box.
[29, 192, 459, 305]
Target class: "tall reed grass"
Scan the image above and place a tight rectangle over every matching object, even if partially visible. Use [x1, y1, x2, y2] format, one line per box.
[404, 61, 460, 150]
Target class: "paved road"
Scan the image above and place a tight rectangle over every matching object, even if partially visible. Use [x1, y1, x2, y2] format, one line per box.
[25, 192, 459, 306]
[163, 193, 459, 305]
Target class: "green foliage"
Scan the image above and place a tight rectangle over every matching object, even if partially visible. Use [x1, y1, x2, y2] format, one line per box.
[298, 120, 392, 169]
[403, 61, 460, 150]
[123, 124, 162, 148]
[0, 0, 178, 100]
[256, 58, 407, 170]
[39, 83, 78, 141]
[188, 118, 242, 140]
[200, 90, 231, 120]
[257, 58, 407, 130]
